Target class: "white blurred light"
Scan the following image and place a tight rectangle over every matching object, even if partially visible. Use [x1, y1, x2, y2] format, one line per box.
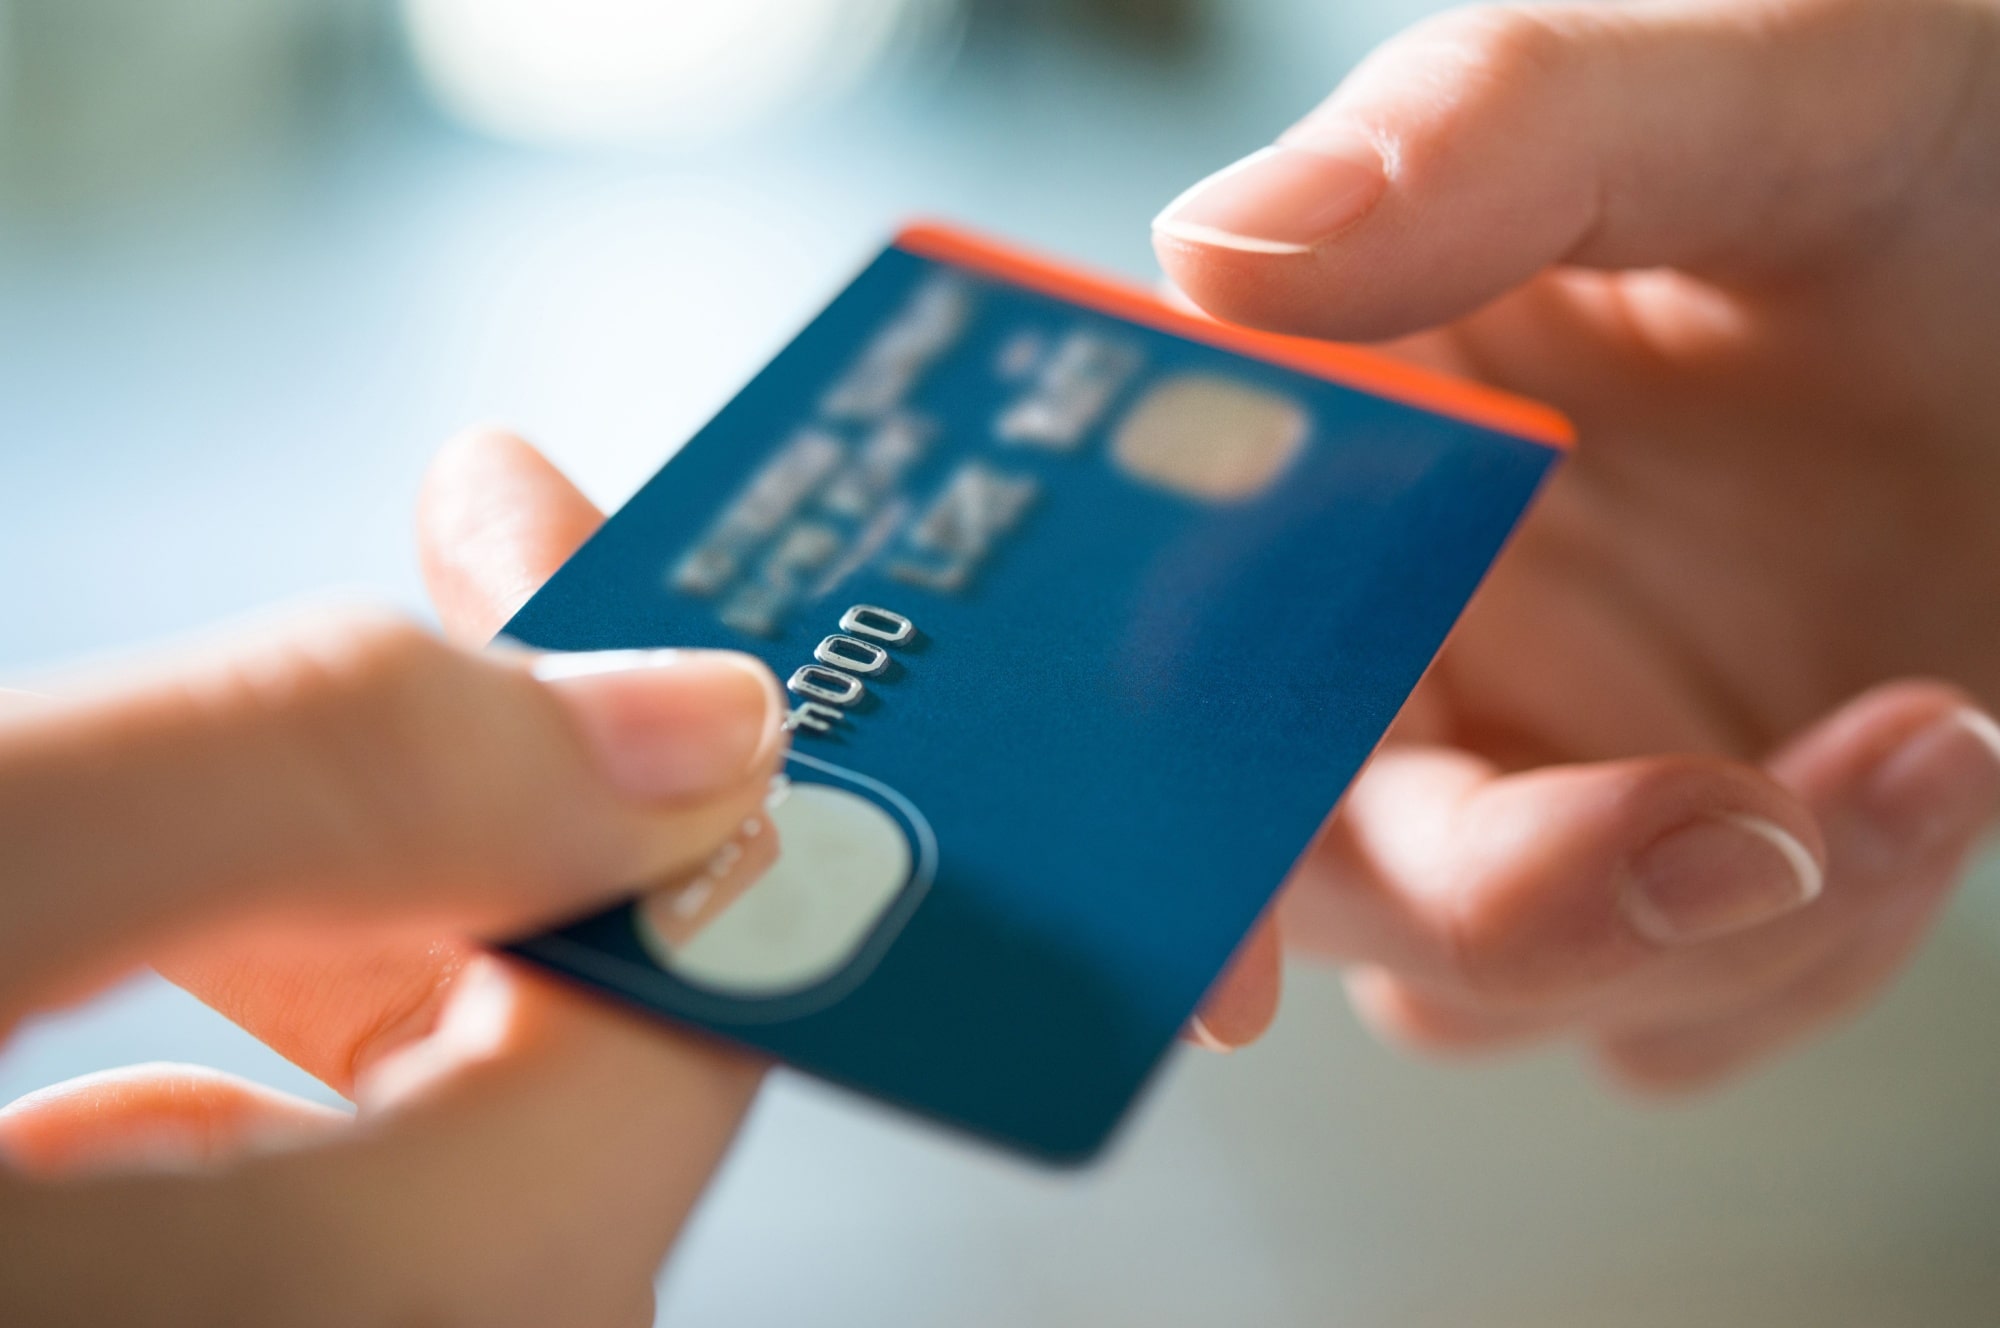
[401, 0, 952, 146]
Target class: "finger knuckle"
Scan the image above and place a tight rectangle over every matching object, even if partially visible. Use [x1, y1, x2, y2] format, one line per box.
[1389, 3, 1595, 110]
[262, 613, 456, 759]
[1345, 3, 1603, 187]
[1604, 753, 1790, 834]
[1434, 5, 1577, 85]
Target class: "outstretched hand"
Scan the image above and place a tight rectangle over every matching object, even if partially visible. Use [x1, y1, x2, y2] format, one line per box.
[1155, 0, 2000, 1088]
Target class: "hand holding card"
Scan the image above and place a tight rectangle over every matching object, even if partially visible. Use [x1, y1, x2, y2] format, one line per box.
[0, 435, 778, 1323]
[1152, 0, 2000, 1095]
[504, 223, 1571, 1162]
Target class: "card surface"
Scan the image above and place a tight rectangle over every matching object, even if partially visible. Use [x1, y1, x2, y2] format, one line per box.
[501, 223, 1572, 1163]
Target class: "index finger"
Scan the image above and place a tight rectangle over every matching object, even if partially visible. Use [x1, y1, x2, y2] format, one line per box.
[419, 428, 609, 646]
[1152, 0, 1977, 340]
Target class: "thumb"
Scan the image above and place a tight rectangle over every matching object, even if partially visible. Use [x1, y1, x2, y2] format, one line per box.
[1152, 0, 1984, 340]
[0, 610, 785, 1019]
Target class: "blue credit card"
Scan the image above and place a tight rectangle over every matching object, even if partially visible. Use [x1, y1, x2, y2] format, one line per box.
[500, 223, 1571, 1163]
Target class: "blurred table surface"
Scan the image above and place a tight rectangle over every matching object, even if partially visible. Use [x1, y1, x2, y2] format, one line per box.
[2, 2, 1996, 1323]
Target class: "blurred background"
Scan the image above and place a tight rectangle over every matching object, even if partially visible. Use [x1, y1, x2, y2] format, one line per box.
[1, 1, 1996, 1323]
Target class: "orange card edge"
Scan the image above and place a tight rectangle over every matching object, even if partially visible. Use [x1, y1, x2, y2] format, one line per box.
[894, 221, 1576, 452]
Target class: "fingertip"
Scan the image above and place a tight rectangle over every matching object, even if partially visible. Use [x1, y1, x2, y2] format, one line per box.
[1594, 1037, 1749, 1101]
[1185, 915, 1283, 1051]
[429, 422, 531, 473]
[1767, 679, 1983, 786]
[1769, 679, 2000, 873]
[1599, 845, 1963, 1104]
[1183, 1015, 1234, 1054]
[531, 649, 788, 805]
[1152, 0, 1912, 340]
[1439, 754, 1823, 992]
[1150, 230, 1337, 338]
[1343, 967, 1544, 1057]
[1956, 708, 2000, 765]
[1617, 811, 1825, 946]
[417, 427, 603, 644]
[418, 426, 545, 537]
[1150, 127, 1393, 338]
[1153, 134, 1386, 252]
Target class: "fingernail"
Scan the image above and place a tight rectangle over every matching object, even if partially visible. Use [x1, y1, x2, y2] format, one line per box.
[1153, 131, 1386, 255]
[1185, 1014, 1234, 1054]
[533, 649, 785, 802]
[1622, 814, 1823, 944]
[1861, 707, 2000, 852]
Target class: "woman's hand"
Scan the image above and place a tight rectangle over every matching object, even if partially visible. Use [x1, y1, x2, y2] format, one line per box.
[0, 432, 781, 1327]
[1155, 0, 2000, 1088]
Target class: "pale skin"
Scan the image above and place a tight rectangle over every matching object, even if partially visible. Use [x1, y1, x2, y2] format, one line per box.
[0, 433, 787, 1326]
[0, 430, 1269, 1325]
[1161, 0, 2000, 1087]
[2, 0, 1998, 1318]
